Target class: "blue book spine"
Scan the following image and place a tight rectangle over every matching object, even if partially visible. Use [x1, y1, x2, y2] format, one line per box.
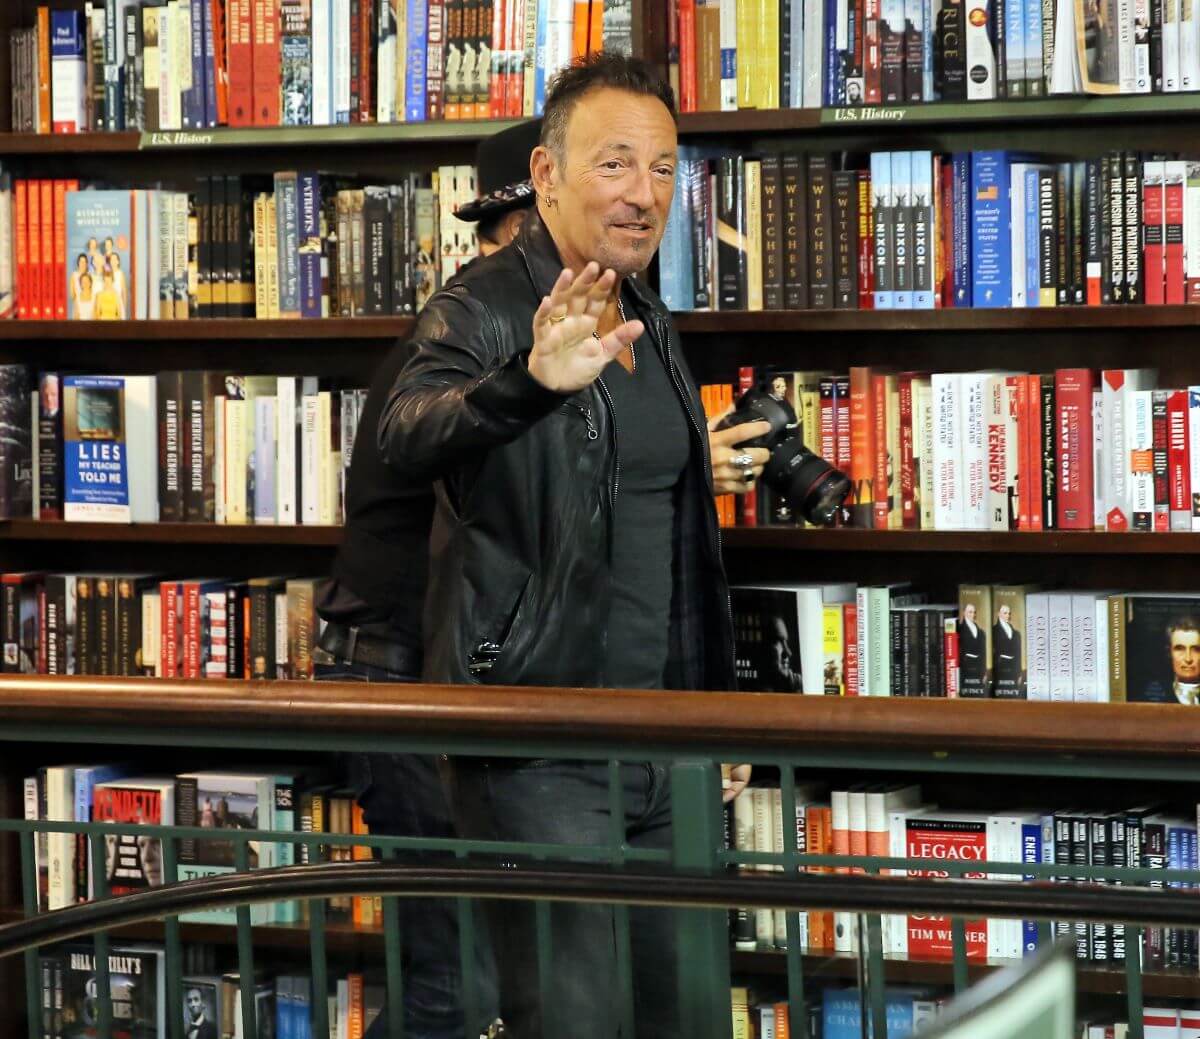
[951, 153, 972, 307]
[1004, 0, 1025, 96]
[892, 150, 912, 309]
[298, 173, 322, 318]
[871, 152, 894, 309]
[1024, 167, 1040, 308]
[183, 0, 205, 128]
[1024, 0, 1043, 94]
[534, 0, 551, 114]
[50, 10, 86, 60]
[1021, 820, 1042, 955]
[254, 399, 277, 523]
[202, 0, 217, 126]
[971, 150, 1012, 308]
[659, 153, 695, 311]
[405, 0, 429, 121]
[275, 172, 302, 318]
[923, 0, 935, 99]
[824, 0, 840, 105]
[63, 375, 131, 521]
[789, 0, 805, 106]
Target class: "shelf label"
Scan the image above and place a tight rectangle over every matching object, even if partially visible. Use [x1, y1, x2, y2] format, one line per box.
[822, 107, 910, 123]
[140, 131, 218, 148]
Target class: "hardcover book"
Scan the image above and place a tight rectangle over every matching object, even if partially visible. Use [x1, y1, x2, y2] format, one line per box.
[65, 190, 133, 321]
[62, 376, 130, 523]
[91, 778, 175, 897]
[58, 943, 165, 1039]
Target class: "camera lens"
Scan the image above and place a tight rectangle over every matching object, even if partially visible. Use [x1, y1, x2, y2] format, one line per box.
[763, 439, 851, 527]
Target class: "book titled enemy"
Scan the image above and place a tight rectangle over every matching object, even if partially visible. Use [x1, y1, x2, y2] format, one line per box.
[63, 376, 130, 522]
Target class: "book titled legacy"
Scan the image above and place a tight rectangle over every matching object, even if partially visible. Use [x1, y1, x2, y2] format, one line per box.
[63, 376, 130, 522]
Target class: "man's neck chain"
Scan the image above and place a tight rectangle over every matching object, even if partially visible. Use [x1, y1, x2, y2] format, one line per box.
[593, 297, 632, 370]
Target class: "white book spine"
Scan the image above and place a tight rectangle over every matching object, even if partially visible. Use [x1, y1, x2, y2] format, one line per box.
[123, 375, 159, 523]
[720, 0, 738, 109]
[225, 398, 248, 524]
[932, 373, 963, 530]
[856, 587, 871, 696]
[46, 767, 74, 911]
[869, 588, 891, 695]
[1165, 0, 1181, 89]
[275, 590, 289, 672]
[961, 372, 990, 530]
[334, 0, 352, 122]
[751, 787, 774, 947]
[1102, 371, 1129, 530]
[1011, 165, 1028, 307]
[1047, 592, 1074, 702]
[771, 788, 787, 948]
[213, 395, 226, 524]
[1134, 0, 1152, 88]
[312, 0, 332, 125]
[143, 591, 160, 677]
[276, 377, 297, 524]
[1118, 0, 1136, 91]
[301, 393, 320, 524]
[30, 393, 39, 518]
[1190, 387, 1200, 531]
[1186, 163, 1200, 296]
[917, 381, 935, 529]
[318, 390, 335, 525]
[802, 0, 824, 106]
[1128, 389, 1154, 530]
[966, 0, 998, 97]
[1026, 592, 1050, 700]
[1094, 596, 1111, 702]
[832, 789, 853, 955]
[1071, 593, 1099, 702]
[732, 793, 757, 950]
[985, 816, 1006, 961]
[1182, 0, 1199, 90]
[886, 807, 910, 957]
[51, 47, 88, 133]
[377, 0, 396, 122]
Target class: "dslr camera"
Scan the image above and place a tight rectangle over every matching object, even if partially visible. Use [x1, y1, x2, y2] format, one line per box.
[716, 387, 851, 527]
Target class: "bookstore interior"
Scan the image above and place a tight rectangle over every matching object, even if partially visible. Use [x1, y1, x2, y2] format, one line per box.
[9, 0, 1200, 1036]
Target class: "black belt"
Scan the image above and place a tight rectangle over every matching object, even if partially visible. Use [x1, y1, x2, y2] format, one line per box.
[317, 623, 422, 678]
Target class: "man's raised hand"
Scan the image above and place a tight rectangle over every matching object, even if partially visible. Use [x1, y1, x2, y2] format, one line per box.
[528, 263, 644, 394]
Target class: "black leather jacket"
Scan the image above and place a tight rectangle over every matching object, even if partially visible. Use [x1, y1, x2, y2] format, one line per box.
[377, 213, 735, 692]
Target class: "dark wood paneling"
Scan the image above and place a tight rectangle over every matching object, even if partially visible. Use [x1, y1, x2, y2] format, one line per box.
[0, 520, 344, 546]
[721, 528, 1200, 555]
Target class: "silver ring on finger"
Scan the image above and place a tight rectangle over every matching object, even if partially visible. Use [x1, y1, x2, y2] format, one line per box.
[742, 468, 754, 484]
[730, 452, 753, 468]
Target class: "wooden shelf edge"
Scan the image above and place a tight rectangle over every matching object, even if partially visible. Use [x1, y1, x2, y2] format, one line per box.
[673, 305, 1200, 333]
[0, 318, 412, 341]
[719, 528, 1200, 555]
[0, 520, 344, 546]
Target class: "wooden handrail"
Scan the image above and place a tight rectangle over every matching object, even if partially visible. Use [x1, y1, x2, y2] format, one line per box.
[0, 675, 1194, 757]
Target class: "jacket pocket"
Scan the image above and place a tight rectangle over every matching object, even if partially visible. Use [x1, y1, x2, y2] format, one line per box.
[467, 563, 533, 681]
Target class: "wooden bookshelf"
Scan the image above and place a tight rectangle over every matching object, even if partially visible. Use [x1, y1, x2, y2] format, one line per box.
[0, 520, 344, 546]
[0, 318, 414, 341]
[719, 529, 1200, 555]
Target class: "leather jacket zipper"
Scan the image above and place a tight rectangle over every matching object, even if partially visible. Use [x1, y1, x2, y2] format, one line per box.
[568, 401, 599, 440]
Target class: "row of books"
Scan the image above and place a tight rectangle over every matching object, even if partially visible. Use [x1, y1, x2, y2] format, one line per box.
[10, 0, 630, 135]
[726, 779, 1200, 968]
[0, 572, 327, 680]
[0, 169, 475, 322]
[670, 0, 1187, 113]
[36, 942, 385, 1039]
[704, 365, 1200, 536]
[661, 148, 1200, 314]
[25, 370, 367, 526]
[26, 762, 387, 931]
[733, 579, 1200, 703]
[731, 986, 945, 1039]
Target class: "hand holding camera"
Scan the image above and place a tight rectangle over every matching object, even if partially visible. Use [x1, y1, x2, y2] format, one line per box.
[707, 409, 772, 494]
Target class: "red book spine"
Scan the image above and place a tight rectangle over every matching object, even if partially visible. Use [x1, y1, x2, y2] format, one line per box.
[899, 373, 916, 528]
[872, 372, 888, 529]
[350, 0, 363, 121]
[834, 375, 852, 474]
[252, 0, 281, 126]
[1015, 374, 1031, 531]
[427, 0, 447, 119]
[53, 181, 68, 321]
[842, 602, 859, 695]
[940, 161, 955, 306]
[864, 0, 881, 102]
[1025, 374, 1043, 530]
[678, 0, 697, 112]
[26, 181, 41, 321]
[1165, 172, 1185, 305]
[1169, 389, 1191, 527]
[15, 181, 28, 321]
[1054, 368, 1097, 530]
[39, 181, 52, 323]
[736, 365, 756, 527]
[489, 0, 506, 118]
[504, 0, 523, 117]
[943, 622, 959, 698]
[161, 583, 178, 678]
[211, 0, 230, 125]
[183, 583, 201, 679]
[1143, 171, 1165, 305]
[857, 170, 874, 310]
[227, 0, 255, 126]
[359, 0, 374, 122]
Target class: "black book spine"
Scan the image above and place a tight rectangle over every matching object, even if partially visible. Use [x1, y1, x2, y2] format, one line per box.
[994, 0, 1007, 97]
[44, 575, 66, 676]
[363, 188, 392, 316]
[1037, 169, 1057, 306]
[807, 154, 833, 310]
[1070, 816, 1091, 961]
[1109, 814, 1128, 962]
[1088, 816, 1109, 962]
[75, 575, 95, 677]
[2, 581, 18, 674]
[224, 174, 242, 319]
[1124, 151, 1143, 304]
[115, 578, 140, 677]
[390, 186, 406, 315]
[1070, 161, 1086, 304]
[196, 177, 212, 320]
[904, 3, 924, 101]
[762, 157, 785, 311]
[1151, 0, 1164, 91]
[212, 174, 229, 318]
[1107, 153, 1125, 304]
[832, 170, 858, 309]
[780, 0, 793, 105]
[157, 370, 183, 522]
[782, 154, 808, 309]
[936, 1, 967, 99]
[1041, 374, 1057, 529]
[1055, 166, 1069, 305]
[95, 577, 115, 677]
[690, 161, 713, 309]
[226, 585, 245, 679]
[717, 156, 748, 311]
[249, 585, 276, 681]
[889, 608, 904, 696]
[123, 8, 139, 131]
[917, 610, 936, 696]
[1086, 158, 1102, 304]
[1053, 813, 1074, 945]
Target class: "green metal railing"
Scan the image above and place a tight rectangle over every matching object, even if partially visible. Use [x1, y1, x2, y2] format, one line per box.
[3, 680, 1200, 1039]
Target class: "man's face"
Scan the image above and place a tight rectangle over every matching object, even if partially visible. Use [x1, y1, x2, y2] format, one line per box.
[546, 87, 677, 276]
[768, 616, 792, 672]
[186, 991, 204, 1021]
[772, 377, 788, 398]
[1171, 628, 1200, 682]
[998, 605, 1011, 624]
[964, 604, 976, 623]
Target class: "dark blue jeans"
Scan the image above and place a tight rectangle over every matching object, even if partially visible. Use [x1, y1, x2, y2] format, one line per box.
[450, 760, 681, 1039]
[314, 661, 498, 1039]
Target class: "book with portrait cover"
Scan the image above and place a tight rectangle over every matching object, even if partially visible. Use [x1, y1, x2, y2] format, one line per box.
[91, 778, 175, 898]
[65, 190, 135, 321]
[181, 977, 223, 1039]
[0, 364, 32, 519]
[62, 376, 129, 522]
[1110, 594, 1200, 704]
[57, 943, 164, 1039]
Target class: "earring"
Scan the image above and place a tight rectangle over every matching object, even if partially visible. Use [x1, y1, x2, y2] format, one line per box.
[544, 195, 556, 208]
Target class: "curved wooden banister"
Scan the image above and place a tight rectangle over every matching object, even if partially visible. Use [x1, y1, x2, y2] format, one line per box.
[0, 674, 1195, 757]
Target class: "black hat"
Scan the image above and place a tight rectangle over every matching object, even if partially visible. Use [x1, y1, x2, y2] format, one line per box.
[455, 118, 542, 223]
